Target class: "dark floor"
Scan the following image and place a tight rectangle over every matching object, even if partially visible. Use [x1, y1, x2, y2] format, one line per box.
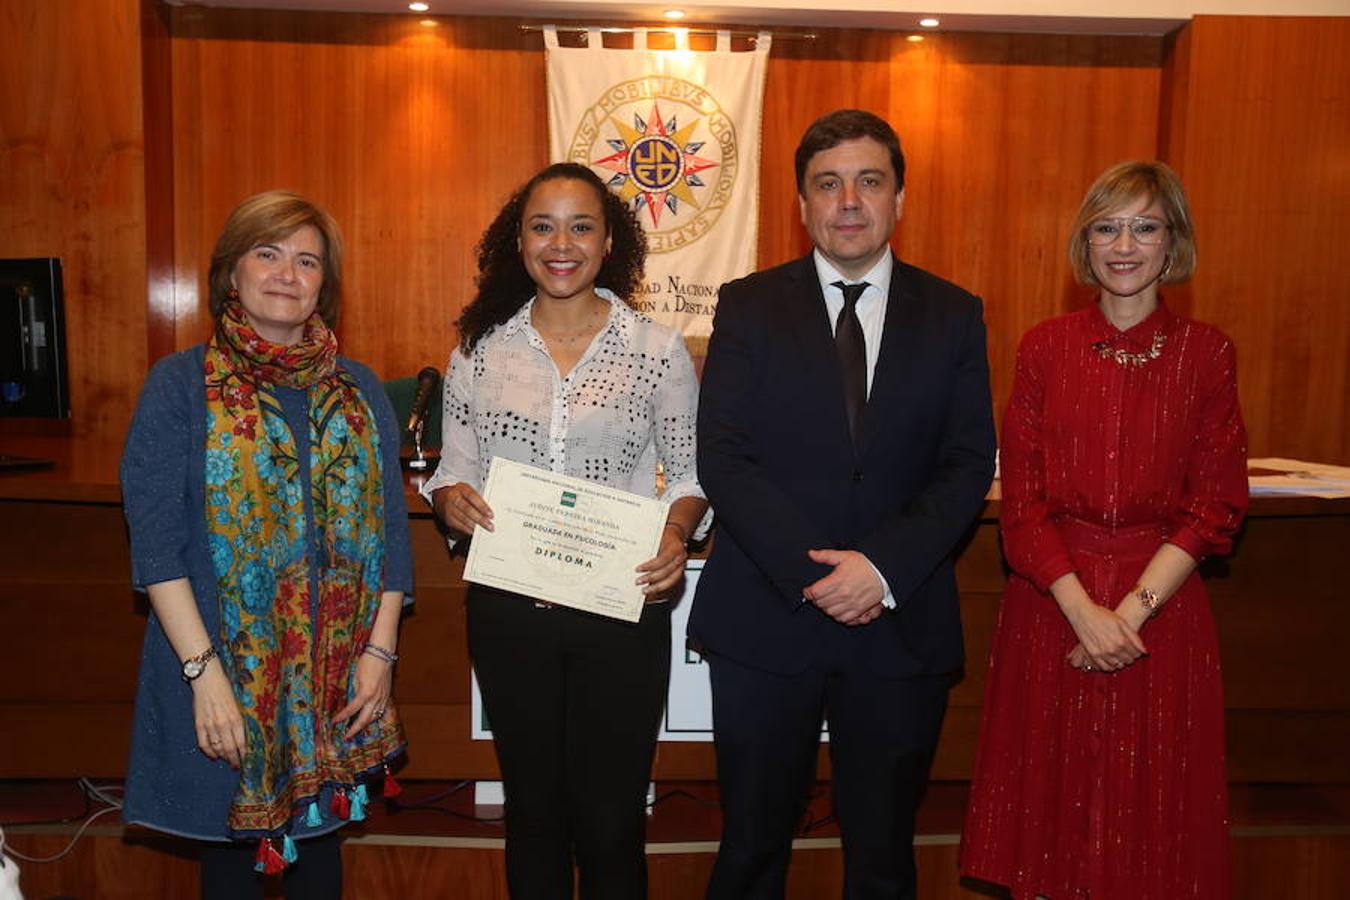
[5, 779, 1348, 844]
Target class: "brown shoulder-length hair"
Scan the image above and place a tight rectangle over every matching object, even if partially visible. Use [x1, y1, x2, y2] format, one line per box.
[1068, 161, 1197, 287]
[207, 190, 344, 327]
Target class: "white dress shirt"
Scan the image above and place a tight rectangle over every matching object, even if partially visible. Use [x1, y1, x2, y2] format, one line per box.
[813, 249, 897, 609]
[814, 249, 893, 397]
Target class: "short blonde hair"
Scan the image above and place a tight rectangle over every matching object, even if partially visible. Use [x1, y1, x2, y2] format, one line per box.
[1068, 161, 1196, 286]
[208, 190, 344, 326]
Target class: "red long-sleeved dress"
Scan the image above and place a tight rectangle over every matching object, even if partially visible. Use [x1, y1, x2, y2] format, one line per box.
[960, 302, 1248, 899]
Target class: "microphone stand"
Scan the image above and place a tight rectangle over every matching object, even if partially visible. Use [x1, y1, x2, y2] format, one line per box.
[402, 366, 440, 472]
[406, 417, 433, 471]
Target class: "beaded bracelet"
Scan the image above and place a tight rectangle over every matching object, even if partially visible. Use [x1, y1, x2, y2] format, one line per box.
[362, 642, 399, 664]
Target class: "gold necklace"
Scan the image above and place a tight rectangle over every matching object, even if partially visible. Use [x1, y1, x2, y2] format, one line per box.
[1090, 332, 1167, 367]
[535, 306, 605, 345]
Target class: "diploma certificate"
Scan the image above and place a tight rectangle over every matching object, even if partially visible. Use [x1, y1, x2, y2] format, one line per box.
[463, 457, 668, 622]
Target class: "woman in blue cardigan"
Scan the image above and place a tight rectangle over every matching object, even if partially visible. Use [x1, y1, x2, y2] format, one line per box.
[120, 191, 413, 898]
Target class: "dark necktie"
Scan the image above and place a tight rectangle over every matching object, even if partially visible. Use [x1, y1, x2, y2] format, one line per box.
[832, 280, 869, 445]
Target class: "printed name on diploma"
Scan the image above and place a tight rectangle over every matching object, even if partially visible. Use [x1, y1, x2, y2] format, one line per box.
[462, 458, 668, 622]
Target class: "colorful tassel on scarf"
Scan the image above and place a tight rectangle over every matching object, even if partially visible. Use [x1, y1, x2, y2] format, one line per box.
[330, 787, 351, 820]
[253, 837, 287, 875]
[349, 783, 368, 822]
[382, 763, 403, 799]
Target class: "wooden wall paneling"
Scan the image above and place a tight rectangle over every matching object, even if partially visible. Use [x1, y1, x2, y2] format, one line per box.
[141, 0, 177, 363]
[341, 844, 510, 900]
[744, 29, 1164, 419]
[1215, 511, 1350, 783]
[397, 519, 495, 778]
[1213, 515, 1350, 712]
[889, 33, 1163, 423]
[393, 587, 461, 707]
[7, 6, 1349, 466]
[0, 704, 134, 778]
[0, 832, 197, 900]
[1161, 16, 1350, 464]
[0, 584, 143, 702]
[0, 501, 133, 584]
[7, 1, 1350, 783]
[1157, 24, 1191, 191]
[6, 487, 1348, 781]
[165, 5, 208, 353]
[162, 14, 1167, 435]
[398, 702, 498, 780]
[0, 833, 97, 900]
[0, 500, 138, 776]
[754, 28, 899, 270]
[1230, 834, 1350, 900]
[1226, 711, 1350, 783]
[168, 10, 548, 382]
[0, 0, 149, 441]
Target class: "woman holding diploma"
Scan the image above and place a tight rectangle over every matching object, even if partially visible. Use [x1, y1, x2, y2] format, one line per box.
[423, 162, 709, 899]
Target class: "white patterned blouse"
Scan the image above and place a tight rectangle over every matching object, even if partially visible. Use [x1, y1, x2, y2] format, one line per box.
[420, 290, 709, 538]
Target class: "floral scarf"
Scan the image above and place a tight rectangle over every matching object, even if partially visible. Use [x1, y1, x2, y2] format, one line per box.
[204, 301, 403, 837]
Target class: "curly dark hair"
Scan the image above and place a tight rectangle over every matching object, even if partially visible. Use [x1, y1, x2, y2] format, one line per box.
[457, 163, 647, 351]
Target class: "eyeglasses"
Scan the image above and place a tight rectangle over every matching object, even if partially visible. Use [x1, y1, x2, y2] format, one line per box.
[1085, 216, 1170, 246]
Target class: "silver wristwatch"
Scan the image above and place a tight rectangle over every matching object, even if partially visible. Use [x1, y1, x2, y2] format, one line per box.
[181, 646, 218, 681]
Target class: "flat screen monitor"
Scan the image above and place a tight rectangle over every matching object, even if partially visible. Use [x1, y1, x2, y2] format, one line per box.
[0, 258, 70, 419]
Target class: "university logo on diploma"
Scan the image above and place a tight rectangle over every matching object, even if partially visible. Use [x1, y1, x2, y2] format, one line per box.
[544, 25, 770, 341]
[463, 458, 667, 623]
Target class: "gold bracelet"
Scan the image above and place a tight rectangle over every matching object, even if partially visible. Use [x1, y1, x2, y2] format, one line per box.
[1134, 584, 1162, 616]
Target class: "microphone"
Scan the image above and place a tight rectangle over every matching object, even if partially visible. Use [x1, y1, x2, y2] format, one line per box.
[406, 366, 440, 435]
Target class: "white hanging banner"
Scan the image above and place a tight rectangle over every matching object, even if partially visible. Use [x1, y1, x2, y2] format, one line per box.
[544, 27, 772, 340]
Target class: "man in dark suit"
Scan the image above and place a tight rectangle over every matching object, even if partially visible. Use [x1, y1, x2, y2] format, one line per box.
[689, 109, 996, 900]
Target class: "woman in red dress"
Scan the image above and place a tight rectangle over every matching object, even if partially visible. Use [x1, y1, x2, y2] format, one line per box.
[960, 161, 1248, 899]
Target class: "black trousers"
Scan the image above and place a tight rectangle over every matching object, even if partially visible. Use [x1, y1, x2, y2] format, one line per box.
[199, 831, 342, 900]
[705, 646, 950, 900]
[468, 586, 671, 900]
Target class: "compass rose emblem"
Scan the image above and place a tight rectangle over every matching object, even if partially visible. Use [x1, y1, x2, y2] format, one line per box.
[591, 103, 720, 228]
[566, 75, 738, 254]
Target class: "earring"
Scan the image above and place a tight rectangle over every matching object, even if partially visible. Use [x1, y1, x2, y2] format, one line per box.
[227, 288, 239, 301]
[1160, 254, 1173, 279]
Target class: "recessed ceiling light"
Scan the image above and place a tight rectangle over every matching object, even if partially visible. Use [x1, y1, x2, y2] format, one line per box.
[663, 9, 686, 20]
[919, 17, 940, 28]
[906, 34, 926, 42]
[409, 2, 430, 11]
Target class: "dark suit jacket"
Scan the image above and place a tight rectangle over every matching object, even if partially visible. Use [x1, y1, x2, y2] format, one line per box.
[689, 253, 996, 678]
